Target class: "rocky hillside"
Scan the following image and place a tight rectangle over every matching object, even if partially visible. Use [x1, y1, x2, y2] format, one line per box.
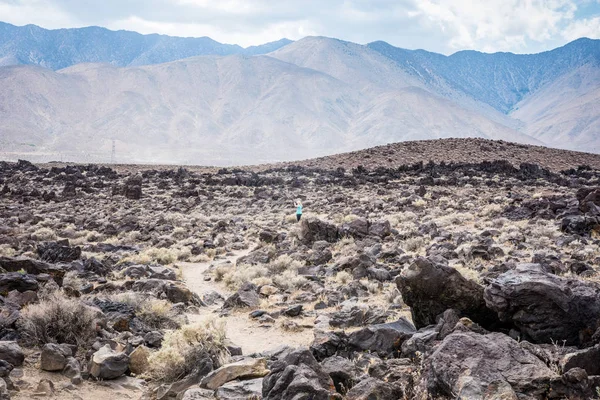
[280, 138, 600, 173]
[0, 21, 292, 70]
[3, 154, 600, 399]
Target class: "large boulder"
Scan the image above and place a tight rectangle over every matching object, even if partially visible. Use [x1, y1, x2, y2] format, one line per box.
[200, 357, 269, 390]
[262, 348, 338, 400]
[222, 283, 260, 310]
[89, 345, 129, 380]
[396, 257, 497, 329]
[484, 264, 600, 346]
[425, 331, 557, 399]
[348, 318, 416, 356]
[299, 218, 340, 245]
[37, 240, 81, 263]
[0, 342, 24, 367]
[560, 344, 600, 376]
[346, 377, 403, 400]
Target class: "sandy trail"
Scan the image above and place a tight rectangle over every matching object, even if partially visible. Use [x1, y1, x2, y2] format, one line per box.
[180, 250, 314, 355]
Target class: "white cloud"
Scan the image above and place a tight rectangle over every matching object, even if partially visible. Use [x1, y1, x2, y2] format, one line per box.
[0, 0, 597, 53]
[562, 16, 600, 40]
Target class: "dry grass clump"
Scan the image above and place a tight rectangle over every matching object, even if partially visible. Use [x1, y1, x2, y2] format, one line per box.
[147, 319, 230, 382]
[120, 246, 191, 265]
[138, 298, 182, 330]
[402, 237, 426, 253]
[335, 270, 353, 285]
[0, 244, 17, 257]
[272, 269, 307, 291]
[18, 293, 98, 346]
[31, 227, 57, 241]
[268, 254, 304, 274]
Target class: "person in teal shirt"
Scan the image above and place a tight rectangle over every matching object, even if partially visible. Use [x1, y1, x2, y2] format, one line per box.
[295, 200, 303, 222]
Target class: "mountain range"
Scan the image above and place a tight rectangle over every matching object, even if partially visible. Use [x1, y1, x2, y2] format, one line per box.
[0, 21, 598, 165]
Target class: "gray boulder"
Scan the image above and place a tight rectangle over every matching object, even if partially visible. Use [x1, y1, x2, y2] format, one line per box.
[560, 344, 600, 376]
[299, 218, 340, 245]
[262, 348, 339, 400]
[0, 341, 24, 367]
[40, 343, 72, 371]
[425, 331, 557, 399]
[89, 345, 129, 380]
[484, 264, 600, 345]
[346, 377, 403, 400]
[348, 318, 416, 356]
[215, 378, 263, 400]
[222, 283, 260, 310]
[396, 257, 497, 329]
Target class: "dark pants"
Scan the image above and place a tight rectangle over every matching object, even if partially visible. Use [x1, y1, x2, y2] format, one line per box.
[296, 214, 302, 222]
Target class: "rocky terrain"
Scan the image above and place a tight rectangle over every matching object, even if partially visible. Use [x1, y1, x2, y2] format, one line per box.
[2, 139, 600, 399]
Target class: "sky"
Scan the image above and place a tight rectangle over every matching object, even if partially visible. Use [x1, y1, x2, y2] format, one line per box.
[1, 0, 599, 54]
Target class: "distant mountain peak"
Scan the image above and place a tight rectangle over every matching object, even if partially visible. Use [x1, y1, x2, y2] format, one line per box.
[0, 21, 293, 70]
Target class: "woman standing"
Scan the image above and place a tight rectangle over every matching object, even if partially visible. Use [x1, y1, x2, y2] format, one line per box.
[295, 199, 303, 222]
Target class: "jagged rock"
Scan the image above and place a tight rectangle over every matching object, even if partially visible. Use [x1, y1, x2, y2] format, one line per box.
[262, 348, 339, 400]
[368, 220, 392, 239]
[310, 330, 349, 362]
[335, 253, 375, 279]
[0, 257, 66, 285]
[283, 305, 303, 317]
[561, 215, 600, 236]
[346, 377, 403, 400]
[144, 331, 164, 348]
[0, 273, 38, 293]
[424, 331, 557, 399]
[40, 343, 72, 371]
[299, 218, 340, 245]
[396, 257, 498, 329]
[216, 378, 263, 400]
[348, 318, 416, 356]
[340, 218, 370, 239]
[0, 341, 24, 367]
[560, 344, 600, 376]
[37, 240, 81, 263]
[484, 263, 600, 345]
[84, 257, 111, 276]
[63, 357, 82, 384]
[0, 361, 13, 378]
[222, 283, 260, 310]
[89, 345, 129, 380]
[200, 357, 269, 390]
[321, 355, 361, 394]
[328, 305, 388, 328]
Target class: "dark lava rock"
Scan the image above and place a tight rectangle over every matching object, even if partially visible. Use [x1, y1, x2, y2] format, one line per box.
[223, 283, 260, 310]
[348, 318, 416, 356]
[484, 263, 600, 346]
[299, 218, 340, 245]
[37, 240, 81, 263]
[262, 348, 339, 400]
[396, 257, 498, 329]
[425, 331, 557, 399]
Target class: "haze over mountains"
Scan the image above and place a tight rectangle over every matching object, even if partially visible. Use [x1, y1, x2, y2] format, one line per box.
[0, 22, 599, 165]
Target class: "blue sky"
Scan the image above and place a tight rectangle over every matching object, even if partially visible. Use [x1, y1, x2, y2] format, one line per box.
[0, 0, 599, 54]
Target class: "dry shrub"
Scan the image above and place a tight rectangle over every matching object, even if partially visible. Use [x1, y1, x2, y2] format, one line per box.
[139, 298, 182, 330]
[18, 293, 98, 346]
[271, 269, 307, 291]
[268, 254, 303, 274]
[31, 227, 57, 241]
[147, 319, 230, 382]
[335, 271, 353, 285]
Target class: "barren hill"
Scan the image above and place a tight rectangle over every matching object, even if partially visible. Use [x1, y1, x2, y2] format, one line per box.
[279, 138, 600, 173]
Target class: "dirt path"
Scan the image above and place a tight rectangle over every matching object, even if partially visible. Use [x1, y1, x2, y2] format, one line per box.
[180, 250, 314, 355]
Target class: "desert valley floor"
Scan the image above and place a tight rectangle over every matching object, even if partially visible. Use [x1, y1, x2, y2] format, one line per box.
[2, 138, 600, 399]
